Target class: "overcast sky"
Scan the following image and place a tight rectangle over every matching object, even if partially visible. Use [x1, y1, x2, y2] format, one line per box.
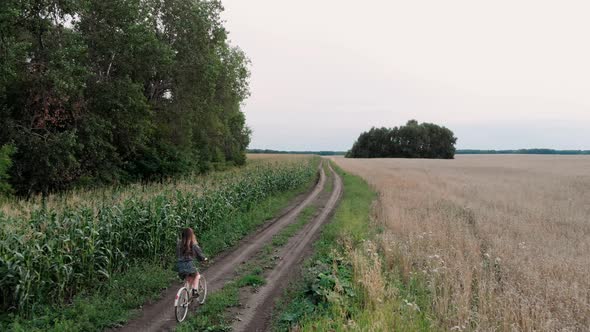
[222, 0, 590, 151]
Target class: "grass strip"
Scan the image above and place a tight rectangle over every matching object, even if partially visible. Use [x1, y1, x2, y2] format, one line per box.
[272, 162, 435, 331]
[175, 177, 326, 332]
[271, 206, 316, 247]
[175, 281, 241, 332]
[322, 160, 334, 193]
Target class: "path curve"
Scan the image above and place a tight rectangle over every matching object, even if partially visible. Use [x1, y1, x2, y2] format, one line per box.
[112, 162, 327, 332]
[232, 162, 343, 332]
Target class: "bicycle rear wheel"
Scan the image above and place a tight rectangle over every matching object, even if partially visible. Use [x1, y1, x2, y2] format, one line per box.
[196, 276, 207, 304]
[175, 287, 190, 322]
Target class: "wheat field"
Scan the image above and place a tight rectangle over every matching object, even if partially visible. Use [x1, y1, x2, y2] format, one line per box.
[332, 155, 590, 331]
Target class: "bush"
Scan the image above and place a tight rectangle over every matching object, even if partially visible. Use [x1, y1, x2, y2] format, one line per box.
[0, 144, 15, 196]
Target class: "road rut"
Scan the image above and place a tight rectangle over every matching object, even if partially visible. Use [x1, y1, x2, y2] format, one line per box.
[112, 162, 328, 332]
[232, 162, 343, 332]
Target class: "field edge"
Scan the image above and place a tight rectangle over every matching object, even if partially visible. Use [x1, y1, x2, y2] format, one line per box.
[1, 159, 320, 332]
[272, 161, 436, 331]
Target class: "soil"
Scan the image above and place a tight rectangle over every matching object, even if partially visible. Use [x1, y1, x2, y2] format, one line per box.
[231, 163, 343, 332]
[111, 160, 341, 332]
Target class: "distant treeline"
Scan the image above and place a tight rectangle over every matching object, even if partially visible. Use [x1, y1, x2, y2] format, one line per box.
[346, 120, 457, 159]
[0, 1, 250, 196]
[248, 149, 346, 156]
[457, 149, 590, 155]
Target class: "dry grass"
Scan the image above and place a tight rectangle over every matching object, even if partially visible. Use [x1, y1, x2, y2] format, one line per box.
[332, 155, 590, 331]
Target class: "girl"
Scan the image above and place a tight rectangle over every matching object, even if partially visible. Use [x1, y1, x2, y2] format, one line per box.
[176, 227, 207, 296]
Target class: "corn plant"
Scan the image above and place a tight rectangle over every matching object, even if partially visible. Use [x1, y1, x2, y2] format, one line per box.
[0, 158, 317, 316]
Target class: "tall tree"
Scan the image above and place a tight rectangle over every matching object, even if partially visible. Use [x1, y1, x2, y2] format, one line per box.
[0, 0, 251, 194]
[346, 120, 457, 159]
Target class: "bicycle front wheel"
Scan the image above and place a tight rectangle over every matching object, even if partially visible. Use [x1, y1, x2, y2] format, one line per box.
[175, 287, 190, 322]
[196, 276, 207, 305]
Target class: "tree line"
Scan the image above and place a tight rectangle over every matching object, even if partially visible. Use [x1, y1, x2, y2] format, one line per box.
[457, 149, 590, 155]
[247, 149, 346, 156]
[0, 0, 250, 196]
[346, 120, 457, 159]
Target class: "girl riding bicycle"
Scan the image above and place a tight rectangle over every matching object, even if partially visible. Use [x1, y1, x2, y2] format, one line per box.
[176, 227, 207, 296]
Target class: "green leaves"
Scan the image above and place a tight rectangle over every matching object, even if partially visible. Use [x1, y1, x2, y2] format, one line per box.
[0, 144, 15, 197]
[0, 159, 316, 317]
[307, 255, 356, 305]
[0, 0, 251, 195]
[347, 120, 458, 159]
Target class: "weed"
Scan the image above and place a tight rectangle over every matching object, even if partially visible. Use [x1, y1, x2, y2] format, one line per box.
[238, 274, 266, 288]
[273, 164, 434, 331]
[175, 282, 240, 332]
[334, 155, 590, 330]
[0, 157, 320, 330]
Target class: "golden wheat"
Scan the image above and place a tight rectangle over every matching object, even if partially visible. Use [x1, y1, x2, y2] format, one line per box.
[333, 155, 590, 331]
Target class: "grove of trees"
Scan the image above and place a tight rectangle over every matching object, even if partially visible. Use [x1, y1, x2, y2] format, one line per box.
[346, 120, 457, 159]
[0, 0, 251, 196]
[248, 149, 346, 156]
[457, 149, 590, 155]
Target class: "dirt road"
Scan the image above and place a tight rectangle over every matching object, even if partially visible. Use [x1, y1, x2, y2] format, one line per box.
[113, 160, 342, 332]
[232, 162, 343, 332]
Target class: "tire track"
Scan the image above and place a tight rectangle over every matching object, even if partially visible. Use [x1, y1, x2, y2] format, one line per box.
[111, 162, 327, 332]
[232, 162, 343, 332]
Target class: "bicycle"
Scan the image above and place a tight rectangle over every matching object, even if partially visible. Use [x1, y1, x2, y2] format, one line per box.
[174, 273, 208, 322]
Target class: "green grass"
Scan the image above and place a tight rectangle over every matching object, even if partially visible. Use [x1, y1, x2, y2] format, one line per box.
[237, 264, 266, 288]
[272, 163, 435, 331]
[272, 164, 374, 331]
[308, 162, 374, 257]
[271, 206, 317, 247]
[204, 173, 318, 257]
[175, 210, 305, 332]
[269, 162, 333, 250]
[238, 274, 266, 288]
[0, 162, 319, 332]
[175, 166, 329, 332]
[322, 160, 334, 193]
[1, 157, 319, 322]
[3, 263, 176, 332]
[175, 281, 240, 332]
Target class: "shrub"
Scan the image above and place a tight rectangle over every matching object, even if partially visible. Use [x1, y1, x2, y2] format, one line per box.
[0, 145, 15, 197]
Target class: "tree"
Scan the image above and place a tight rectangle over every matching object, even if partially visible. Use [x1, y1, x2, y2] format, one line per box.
[346, 120, 457, 159]
[0, 0, 88, 194]
[0, 0, 251, 195]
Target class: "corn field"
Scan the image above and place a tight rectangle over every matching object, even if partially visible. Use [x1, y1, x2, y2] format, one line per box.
[0, 158, 317, 316]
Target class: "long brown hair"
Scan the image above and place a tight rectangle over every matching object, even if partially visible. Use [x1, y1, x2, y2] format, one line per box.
[181, 227, 198, 256]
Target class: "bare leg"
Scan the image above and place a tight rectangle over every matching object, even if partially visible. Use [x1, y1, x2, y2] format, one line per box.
[193, 272, 200, 290]
[186, 275, 195, 290]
